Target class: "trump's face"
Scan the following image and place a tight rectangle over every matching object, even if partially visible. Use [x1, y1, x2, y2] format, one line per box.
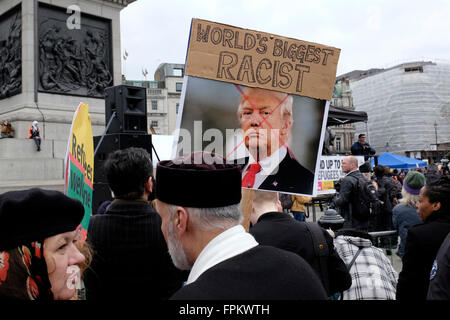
[238, 88, 292, 159]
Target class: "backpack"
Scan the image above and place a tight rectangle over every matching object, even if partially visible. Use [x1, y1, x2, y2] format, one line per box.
[305, 222, 330, 295]
[349, 175, 381, 220]
[375, 178, 393, 214]
[391, 177, 403, 198]
[279, 193, 293, 210]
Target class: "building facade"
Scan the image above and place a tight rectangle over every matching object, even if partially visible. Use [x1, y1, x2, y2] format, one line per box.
[0, 0, 133, 193]
[329, 77, 357, 154]
[124, 63, 184, 135]
[344, 61, 450, 163]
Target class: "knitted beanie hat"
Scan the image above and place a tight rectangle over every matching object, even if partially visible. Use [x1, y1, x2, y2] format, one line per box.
[0, 188, 84, 251]
[403, 171, 425, 195]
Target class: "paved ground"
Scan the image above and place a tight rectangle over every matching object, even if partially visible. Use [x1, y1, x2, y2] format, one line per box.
[304, 205, 403, 274]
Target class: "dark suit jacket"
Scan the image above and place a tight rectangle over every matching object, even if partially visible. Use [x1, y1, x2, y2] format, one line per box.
[170, 245, 327, 300]
[249, 212, 351, 296]
[237, 151, 315, 195]
[85, 199, 185, 300]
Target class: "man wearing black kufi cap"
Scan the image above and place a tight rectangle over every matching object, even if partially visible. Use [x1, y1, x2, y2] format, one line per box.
[155, 151, 327, 299]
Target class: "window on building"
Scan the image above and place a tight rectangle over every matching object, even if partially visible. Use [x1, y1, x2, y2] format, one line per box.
[149, 82, 158, 89]
[151, 100, 158, 110]
[151, 120, 158, 127]
[176, 82, 183, 92]
[173, 68, 183, 77]
[404, 66, 423, 73]
[176, 103, 180, 114]
[335, 137, 342, 151]
[333, 98, 338, 107]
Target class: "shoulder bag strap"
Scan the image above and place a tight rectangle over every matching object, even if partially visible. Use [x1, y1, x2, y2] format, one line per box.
[340, 246, 363, 300]
[305, 222, 330, 294]
[347, 247, 363, 271]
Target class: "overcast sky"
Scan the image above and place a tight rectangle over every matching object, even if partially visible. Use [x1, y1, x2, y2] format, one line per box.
[120, 0, 450, 81]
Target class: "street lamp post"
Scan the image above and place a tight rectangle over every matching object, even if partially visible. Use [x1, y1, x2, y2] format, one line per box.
[434, 121, 439, 162]
[434, 121, 438, 146]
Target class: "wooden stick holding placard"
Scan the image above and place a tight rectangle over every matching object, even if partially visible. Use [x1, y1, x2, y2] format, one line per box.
[240, 188, 254, 232]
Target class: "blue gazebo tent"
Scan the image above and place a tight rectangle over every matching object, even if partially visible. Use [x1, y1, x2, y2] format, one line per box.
[372, 152, 428, 169]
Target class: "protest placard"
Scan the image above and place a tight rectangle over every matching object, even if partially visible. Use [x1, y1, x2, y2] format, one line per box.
[316, 155, 365, 195]
[174, 19, 340, 196]
[64, 102, 94, 242]
[186, 19, 340, 101]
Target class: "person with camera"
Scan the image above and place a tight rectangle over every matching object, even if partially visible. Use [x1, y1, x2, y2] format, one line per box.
[333, 156, 371, 231]
[351, 134, 376, 160]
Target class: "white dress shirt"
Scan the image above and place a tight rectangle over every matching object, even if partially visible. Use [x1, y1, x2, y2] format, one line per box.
[242, 146, 287, 189]
[186, 225, 259, 284]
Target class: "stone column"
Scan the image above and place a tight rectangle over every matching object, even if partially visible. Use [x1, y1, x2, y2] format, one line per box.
[0, 0, 132, 139]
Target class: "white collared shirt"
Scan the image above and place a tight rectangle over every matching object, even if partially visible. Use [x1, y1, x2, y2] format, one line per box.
[186, 225, 259, 284]
[242, 146, 287, 189]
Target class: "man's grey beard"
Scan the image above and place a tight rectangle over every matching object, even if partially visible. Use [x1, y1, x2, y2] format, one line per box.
[167, 221, 192, 270]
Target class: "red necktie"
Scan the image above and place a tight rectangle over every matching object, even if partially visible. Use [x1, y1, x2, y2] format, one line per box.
[242, 163, 262, 188]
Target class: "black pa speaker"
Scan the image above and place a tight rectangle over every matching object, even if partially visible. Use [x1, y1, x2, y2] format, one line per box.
[92, 133, 152, 213]
[92, 182, 113, 215]
[105, 85, 147, 134]
[93, 133, 153, 183]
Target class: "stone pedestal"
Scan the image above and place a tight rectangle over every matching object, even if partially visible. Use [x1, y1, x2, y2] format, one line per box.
[0, 0, 135, 191]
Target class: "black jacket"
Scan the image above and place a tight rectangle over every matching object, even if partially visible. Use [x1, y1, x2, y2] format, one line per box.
[249, 212, 351, 296]
[427, 233, 450, 300]
[238, 151, 315, 195]
[350, 141, 376, 158]
[170, 245, 327, 300]
[84, 199, 185, 300]
[333, 170, 369, 230]
[374, 176, 398, 231]
[396, 210, 450, 300]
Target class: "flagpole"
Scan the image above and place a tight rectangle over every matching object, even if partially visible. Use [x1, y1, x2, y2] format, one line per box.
[123, 50, 128, 80]
[142, 67, 148, 81]
[123, 56, 126, 79]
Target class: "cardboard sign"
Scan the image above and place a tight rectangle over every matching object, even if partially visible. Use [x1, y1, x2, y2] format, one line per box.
[186, 19, 340, 101]
[175, 19, 340, 196]
[316, 155, 365, 195]
[64, 102, 94, 242]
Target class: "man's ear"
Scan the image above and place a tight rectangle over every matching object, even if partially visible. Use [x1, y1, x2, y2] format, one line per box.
[281, 119, 292, 134]
[276, 199, 282, 212]
[175, 206, 189, 235]
[432, 201, 441, 212]
[144, 176, 153, 194]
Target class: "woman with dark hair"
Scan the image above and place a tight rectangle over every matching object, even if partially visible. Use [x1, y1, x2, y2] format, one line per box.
[396, 175, 450, 300]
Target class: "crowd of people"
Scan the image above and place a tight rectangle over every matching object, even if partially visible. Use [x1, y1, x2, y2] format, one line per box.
[0, 146, 449, 301]
[331, 152, 450, 300]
